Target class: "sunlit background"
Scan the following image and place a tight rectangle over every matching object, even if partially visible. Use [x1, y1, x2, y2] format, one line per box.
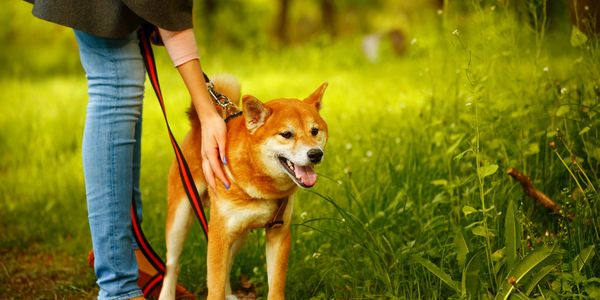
[2, 0, 599, 299]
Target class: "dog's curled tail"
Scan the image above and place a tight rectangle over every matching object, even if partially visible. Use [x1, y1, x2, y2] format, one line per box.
[188, 74, 241, 126]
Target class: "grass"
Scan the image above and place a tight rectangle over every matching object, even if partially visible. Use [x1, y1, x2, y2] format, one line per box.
[2, 1, 599, 299]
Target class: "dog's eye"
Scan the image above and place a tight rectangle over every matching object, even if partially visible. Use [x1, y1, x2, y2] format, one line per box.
[311, 128, 319, 136]
[279, 131, 293, 139]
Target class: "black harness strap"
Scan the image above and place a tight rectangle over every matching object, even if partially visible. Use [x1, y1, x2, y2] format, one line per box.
[265, 198, 289, 229]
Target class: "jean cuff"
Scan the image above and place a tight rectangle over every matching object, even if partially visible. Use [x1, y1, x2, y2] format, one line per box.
[103, 289, 144, 300]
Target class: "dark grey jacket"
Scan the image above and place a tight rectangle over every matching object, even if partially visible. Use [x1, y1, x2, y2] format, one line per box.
[25, 0, 193, 38]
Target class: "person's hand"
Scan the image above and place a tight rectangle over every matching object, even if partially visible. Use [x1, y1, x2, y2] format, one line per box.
[168, 56, 229, 191]
[199, 111, 230, 191]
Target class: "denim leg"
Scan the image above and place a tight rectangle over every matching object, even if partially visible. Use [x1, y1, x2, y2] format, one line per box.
[75, 29, 145, 300]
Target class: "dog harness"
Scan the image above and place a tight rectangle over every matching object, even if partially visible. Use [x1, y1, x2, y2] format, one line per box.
[266, 198, 289, 228]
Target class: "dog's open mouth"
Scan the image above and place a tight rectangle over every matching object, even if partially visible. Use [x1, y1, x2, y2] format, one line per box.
[278, 156, 317, 188]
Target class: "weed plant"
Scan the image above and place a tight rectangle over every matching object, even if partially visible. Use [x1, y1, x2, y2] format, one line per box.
[1, 1, 599, 299]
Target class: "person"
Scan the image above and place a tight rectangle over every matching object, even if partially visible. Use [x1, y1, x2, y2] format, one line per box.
[24, 1, 230, 299]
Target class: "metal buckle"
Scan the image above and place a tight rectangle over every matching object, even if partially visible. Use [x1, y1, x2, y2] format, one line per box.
[207, 82, 242, 123]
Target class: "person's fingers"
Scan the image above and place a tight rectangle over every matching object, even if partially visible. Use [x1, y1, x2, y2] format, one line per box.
[201, 156, 216, 191]
[216, 129, 228, 166]
[206, 144, 230, 189]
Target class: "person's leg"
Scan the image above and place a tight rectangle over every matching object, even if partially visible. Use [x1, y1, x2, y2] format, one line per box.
[75, 29, 146, 300]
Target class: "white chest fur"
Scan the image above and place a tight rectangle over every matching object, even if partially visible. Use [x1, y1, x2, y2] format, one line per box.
[216, 197, 281, 234]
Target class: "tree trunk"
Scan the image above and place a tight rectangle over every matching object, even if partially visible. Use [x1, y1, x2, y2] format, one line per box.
[320, 0, 337, 37]
[275, 0, 291, 45]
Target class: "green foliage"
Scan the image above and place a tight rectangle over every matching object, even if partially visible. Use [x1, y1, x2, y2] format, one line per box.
[2, 0, 600, 299]
[495, 245, 564, 300]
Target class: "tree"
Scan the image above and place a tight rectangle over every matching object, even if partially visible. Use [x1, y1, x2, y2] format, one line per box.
[275, 0, 291, 44]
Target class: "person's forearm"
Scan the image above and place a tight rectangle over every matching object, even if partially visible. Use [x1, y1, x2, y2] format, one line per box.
[158, 27, 218, 120]
[158, 28, 199, 67]
[176, 59, 219, 121]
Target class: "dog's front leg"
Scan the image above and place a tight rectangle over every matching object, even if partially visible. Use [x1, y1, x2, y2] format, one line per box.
[265, 197, 293, 300]
[265, 225, 291, 300]
[206, 213, 232, 300]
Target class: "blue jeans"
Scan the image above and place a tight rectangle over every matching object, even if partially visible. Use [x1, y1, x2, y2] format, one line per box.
[75, 29, 145, 300]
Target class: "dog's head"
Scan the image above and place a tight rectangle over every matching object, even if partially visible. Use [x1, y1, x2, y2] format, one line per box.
[242, 83, 328, 189]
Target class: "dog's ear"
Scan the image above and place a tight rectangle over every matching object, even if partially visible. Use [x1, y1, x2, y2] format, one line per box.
[243, 95, 271, 133]
[303, 82, 328, 111]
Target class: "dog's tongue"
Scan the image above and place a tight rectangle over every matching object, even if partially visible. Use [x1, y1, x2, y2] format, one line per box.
[295, 165, 317, 187]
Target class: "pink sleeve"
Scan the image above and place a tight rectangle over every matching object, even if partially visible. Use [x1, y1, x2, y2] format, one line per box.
[158, 28, 200, 67]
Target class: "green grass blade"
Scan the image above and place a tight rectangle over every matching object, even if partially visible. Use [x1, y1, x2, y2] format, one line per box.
[455, 228, 470, 269]
[495, 245, 564, 300]
[572, 245, 595, 273]
[523, 264, 557, 296]
[412, 255, 460, 293]
[504, 199, 520, 269]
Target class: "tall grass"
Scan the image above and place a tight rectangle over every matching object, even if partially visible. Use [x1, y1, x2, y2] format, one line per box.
[1, 1, 599, 299]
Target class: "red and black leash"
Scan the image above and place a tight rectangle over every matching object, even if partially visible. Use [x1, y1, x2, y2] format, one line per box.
[130, 24, 211, 297]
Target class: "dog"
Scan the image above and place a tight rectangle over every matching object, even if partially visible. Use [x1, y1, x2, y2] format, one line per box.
[158, 75, 328, 300]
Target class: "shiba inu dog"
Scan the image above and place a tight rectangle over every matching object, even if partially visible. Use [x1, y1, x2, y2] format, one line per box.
[158, 76, 328, 300]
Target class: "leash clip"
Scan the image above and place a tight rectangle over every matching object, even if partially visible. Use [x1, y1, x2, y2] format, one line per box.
[207, 81, 242, 123]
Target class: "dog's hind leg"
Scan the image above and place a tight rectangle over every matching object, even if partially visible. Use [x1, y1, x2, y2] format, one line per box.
[159, 198, 194, 300]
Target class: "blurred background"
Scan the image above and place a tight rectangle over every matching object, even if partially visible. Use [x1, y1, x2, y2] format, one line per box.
[2, 0, 599, 299]
[3, 0, 596, 77]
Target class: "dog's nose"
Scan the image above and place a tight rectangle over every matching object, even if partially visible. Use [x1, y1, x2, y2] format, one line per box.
[307, 148, 323, 164]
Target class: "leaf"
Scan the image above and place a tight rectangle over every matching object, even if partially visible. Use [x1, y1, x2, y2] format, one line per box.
[454, 149, 472, 161]
[461, 250, 484, 298]
[472, 226, 495, 238]
[495, 245, 564, 300]
[587, 285, 600, 299]
[455, 229, 469, 268]
[572, 245, 595, 273]
[505, 200, 521, 269]
[579, 126, 590, 135]
[524, 264, 558, 296]
[556, 105, 570, 117]
[462, 205, 478, 216]
[477, 164, 498, 179]
[492, 249, 505, 261]
[570, 26, 588, 47]
[446, 134, 465, 156]
[524, 143, 539, 156]
[412, 255, 460, 293]
[431, 179, 448, 186]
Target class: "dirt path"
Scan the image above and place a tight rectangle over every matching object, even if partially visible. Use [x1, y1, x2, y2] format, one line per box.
[0, 245, 97, 299]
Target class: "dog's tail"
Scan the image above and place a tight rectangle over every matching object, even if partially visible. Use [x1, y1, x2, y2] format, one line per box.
[188, 74, 241, 127]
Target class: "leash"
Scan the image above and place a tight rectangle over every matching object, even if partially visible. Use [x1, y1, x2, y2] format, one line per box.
[131, 24, 212, 297]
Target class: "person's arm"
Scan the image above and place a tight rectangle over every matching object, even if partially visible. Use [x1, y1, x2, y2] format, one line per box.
[158, 28, 230, 190]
